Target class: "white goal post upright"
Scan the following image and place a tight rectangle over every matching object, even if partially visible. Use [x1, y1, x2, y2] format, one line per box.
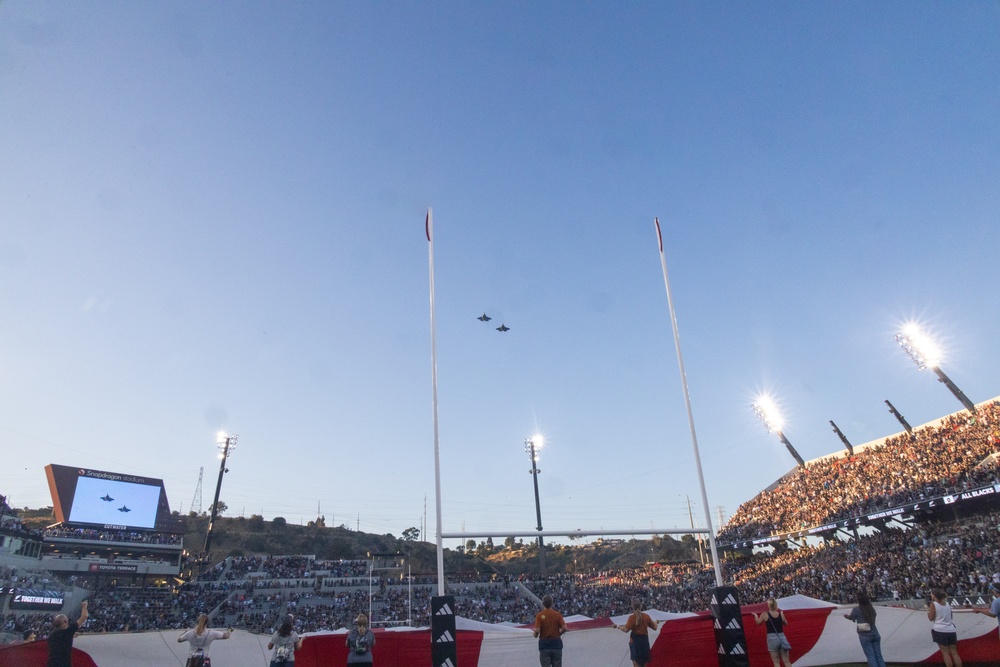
[426, 208, 446, 596]
[654, 217, 723, 586]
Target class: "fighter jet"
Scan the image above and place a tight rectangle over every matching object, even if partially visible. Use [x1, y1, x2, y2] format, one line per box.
[101, 495, 114, 502]
[118, 505, 131, 513]
[478, 313, 492, 322]
[496, 324, 510, 332]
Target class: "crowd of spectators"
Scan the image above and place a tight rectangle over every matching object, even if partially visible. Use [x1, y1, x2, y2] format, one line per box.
[196, 510, 1000, 630]
[718, 401, 1000, 543]
[43, 527, 183, 545]
[0, 496, 42, 541]
[724, 511, 1000, 605]
[0, 565, 66, 592]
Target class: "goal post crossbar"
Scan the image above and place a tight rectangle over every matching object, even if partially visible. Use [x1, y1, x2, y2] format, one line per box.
[441, 528, 709, 539]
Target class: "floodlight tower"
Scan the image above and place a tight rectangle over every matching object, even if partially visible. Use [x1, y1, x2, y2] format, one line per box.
[829, 420, 854, 456]
[884, 399, 913, 434]
[752, 399, 805, 467]
[204, 432, 238, 555]
[525, 435, 546, 575]
[894, 325, 976, 413]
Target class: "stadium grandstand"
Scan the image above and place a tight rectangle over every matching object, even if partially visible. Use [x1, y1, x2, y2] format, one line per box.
[1, 400, 999, 665]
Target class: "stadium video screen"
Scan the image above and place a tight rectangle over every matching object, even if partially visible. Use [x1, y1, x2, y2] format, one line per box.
[67, 476, 160, 528]
[45, 464, 172, 531]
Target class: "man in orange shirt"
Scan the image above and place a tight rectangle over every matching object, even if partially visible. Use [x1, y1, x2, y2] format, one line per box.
[533, 594, 568, 667]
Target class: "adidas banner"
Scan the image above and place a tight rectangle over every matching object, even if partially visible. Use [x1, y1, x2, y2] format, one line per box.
[709, 586, 749, 667]
[431, 594, 458, 667]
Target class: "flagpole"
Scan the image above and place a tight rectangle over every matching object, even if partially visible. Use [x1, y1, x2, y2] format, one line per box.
[426, 208, 446, 596]
[654, 217, 723, 586]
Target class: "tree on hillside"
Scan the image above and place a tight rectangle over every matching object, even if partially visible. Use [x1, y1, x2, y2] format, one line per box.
[209, 501, 228, 516]
[504, 536, 516, 549]
[402, 527, 420, 541]
[272, 516, 287, 528]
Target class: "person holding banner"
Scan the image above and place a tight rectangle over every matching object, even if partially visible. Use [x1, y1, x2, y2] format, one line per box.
[755, 598, 792, 667]
[533, 595, 567, 667]
[345, 613, 375, 665]
[268, 614, 303, 666]
[177, 614, 232, 667]
[614, 598, 658, 667]
[927, 589, 962, 667]
[970, 582, 1000, 637]
[843, 589, 886, 667]
[47, 601, 87, 667]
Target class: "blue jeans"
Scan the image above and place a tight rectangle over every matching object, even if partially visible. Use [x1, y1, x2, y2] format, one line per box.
[859, 630, 886, 667]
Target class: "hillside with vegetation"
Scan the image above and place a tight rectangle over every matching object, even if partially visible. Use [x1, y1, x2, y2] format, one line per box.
[18, 506, 701, 575]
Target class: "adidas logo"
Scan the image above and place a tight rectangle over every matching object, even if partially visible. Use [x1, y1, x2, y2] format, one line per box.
[714, 619, 721, 629]
[711, 594, 719, 605]
[436, 630, 455, 643]
[722, 594, 738, 605]
[730, 643, 746, 655]
[717, 643, 725, 654]
[726, 618, 741, 630]
[438, 659, 455, 667]
[436, 604, 453, 615]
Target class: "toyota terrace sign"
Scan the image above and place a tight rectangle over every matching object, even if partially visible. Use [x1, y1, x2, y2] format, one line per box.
[88, 563, 139, 573]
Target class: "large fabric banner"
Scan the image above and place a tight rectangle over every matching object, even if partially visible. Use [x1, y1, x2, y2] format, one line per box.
[4, 595, 999, 667]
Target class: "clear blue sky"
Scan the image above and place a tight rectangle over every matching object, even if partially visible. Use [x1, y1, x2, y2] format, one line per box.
[2, 2, 998, 547]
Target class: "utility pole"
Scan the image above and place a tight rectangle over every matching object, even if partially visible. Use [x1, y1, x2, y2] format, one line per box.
[687, 496, 706, 565]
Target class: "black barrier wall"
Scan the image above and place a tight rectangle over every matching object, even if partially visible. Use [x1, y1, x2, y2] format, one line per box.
[710, 586, 749, 667]
[431, 594, 458, 667]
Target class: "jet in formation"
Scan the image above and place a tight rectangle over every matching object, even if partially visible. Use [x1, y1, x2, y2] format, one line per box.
[100, 495, 114, 502]
[478, 313, 510, 332]
[118, 505, 131, 513]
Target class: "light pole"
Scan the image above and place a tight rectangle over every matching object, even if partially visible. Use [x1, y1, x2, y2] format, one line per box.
[829, 420, 854, 456]
[895, 325, 976, 413]
[752, 397, 805, 467]
[204, 432, 238, 555]
[525, 436, 546, 575]
[884, 399, 913, 434]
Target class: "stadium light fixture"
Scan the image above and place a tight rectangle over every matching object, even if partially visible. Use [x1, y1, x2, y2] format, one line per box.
[884, 399, 913, 434]
[524, 435, 546, 575]
[204, 432, 238, 555]
[829, 420, 853, 456]
[752, 397, 805, 468]
[894, 324, 976, 413]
